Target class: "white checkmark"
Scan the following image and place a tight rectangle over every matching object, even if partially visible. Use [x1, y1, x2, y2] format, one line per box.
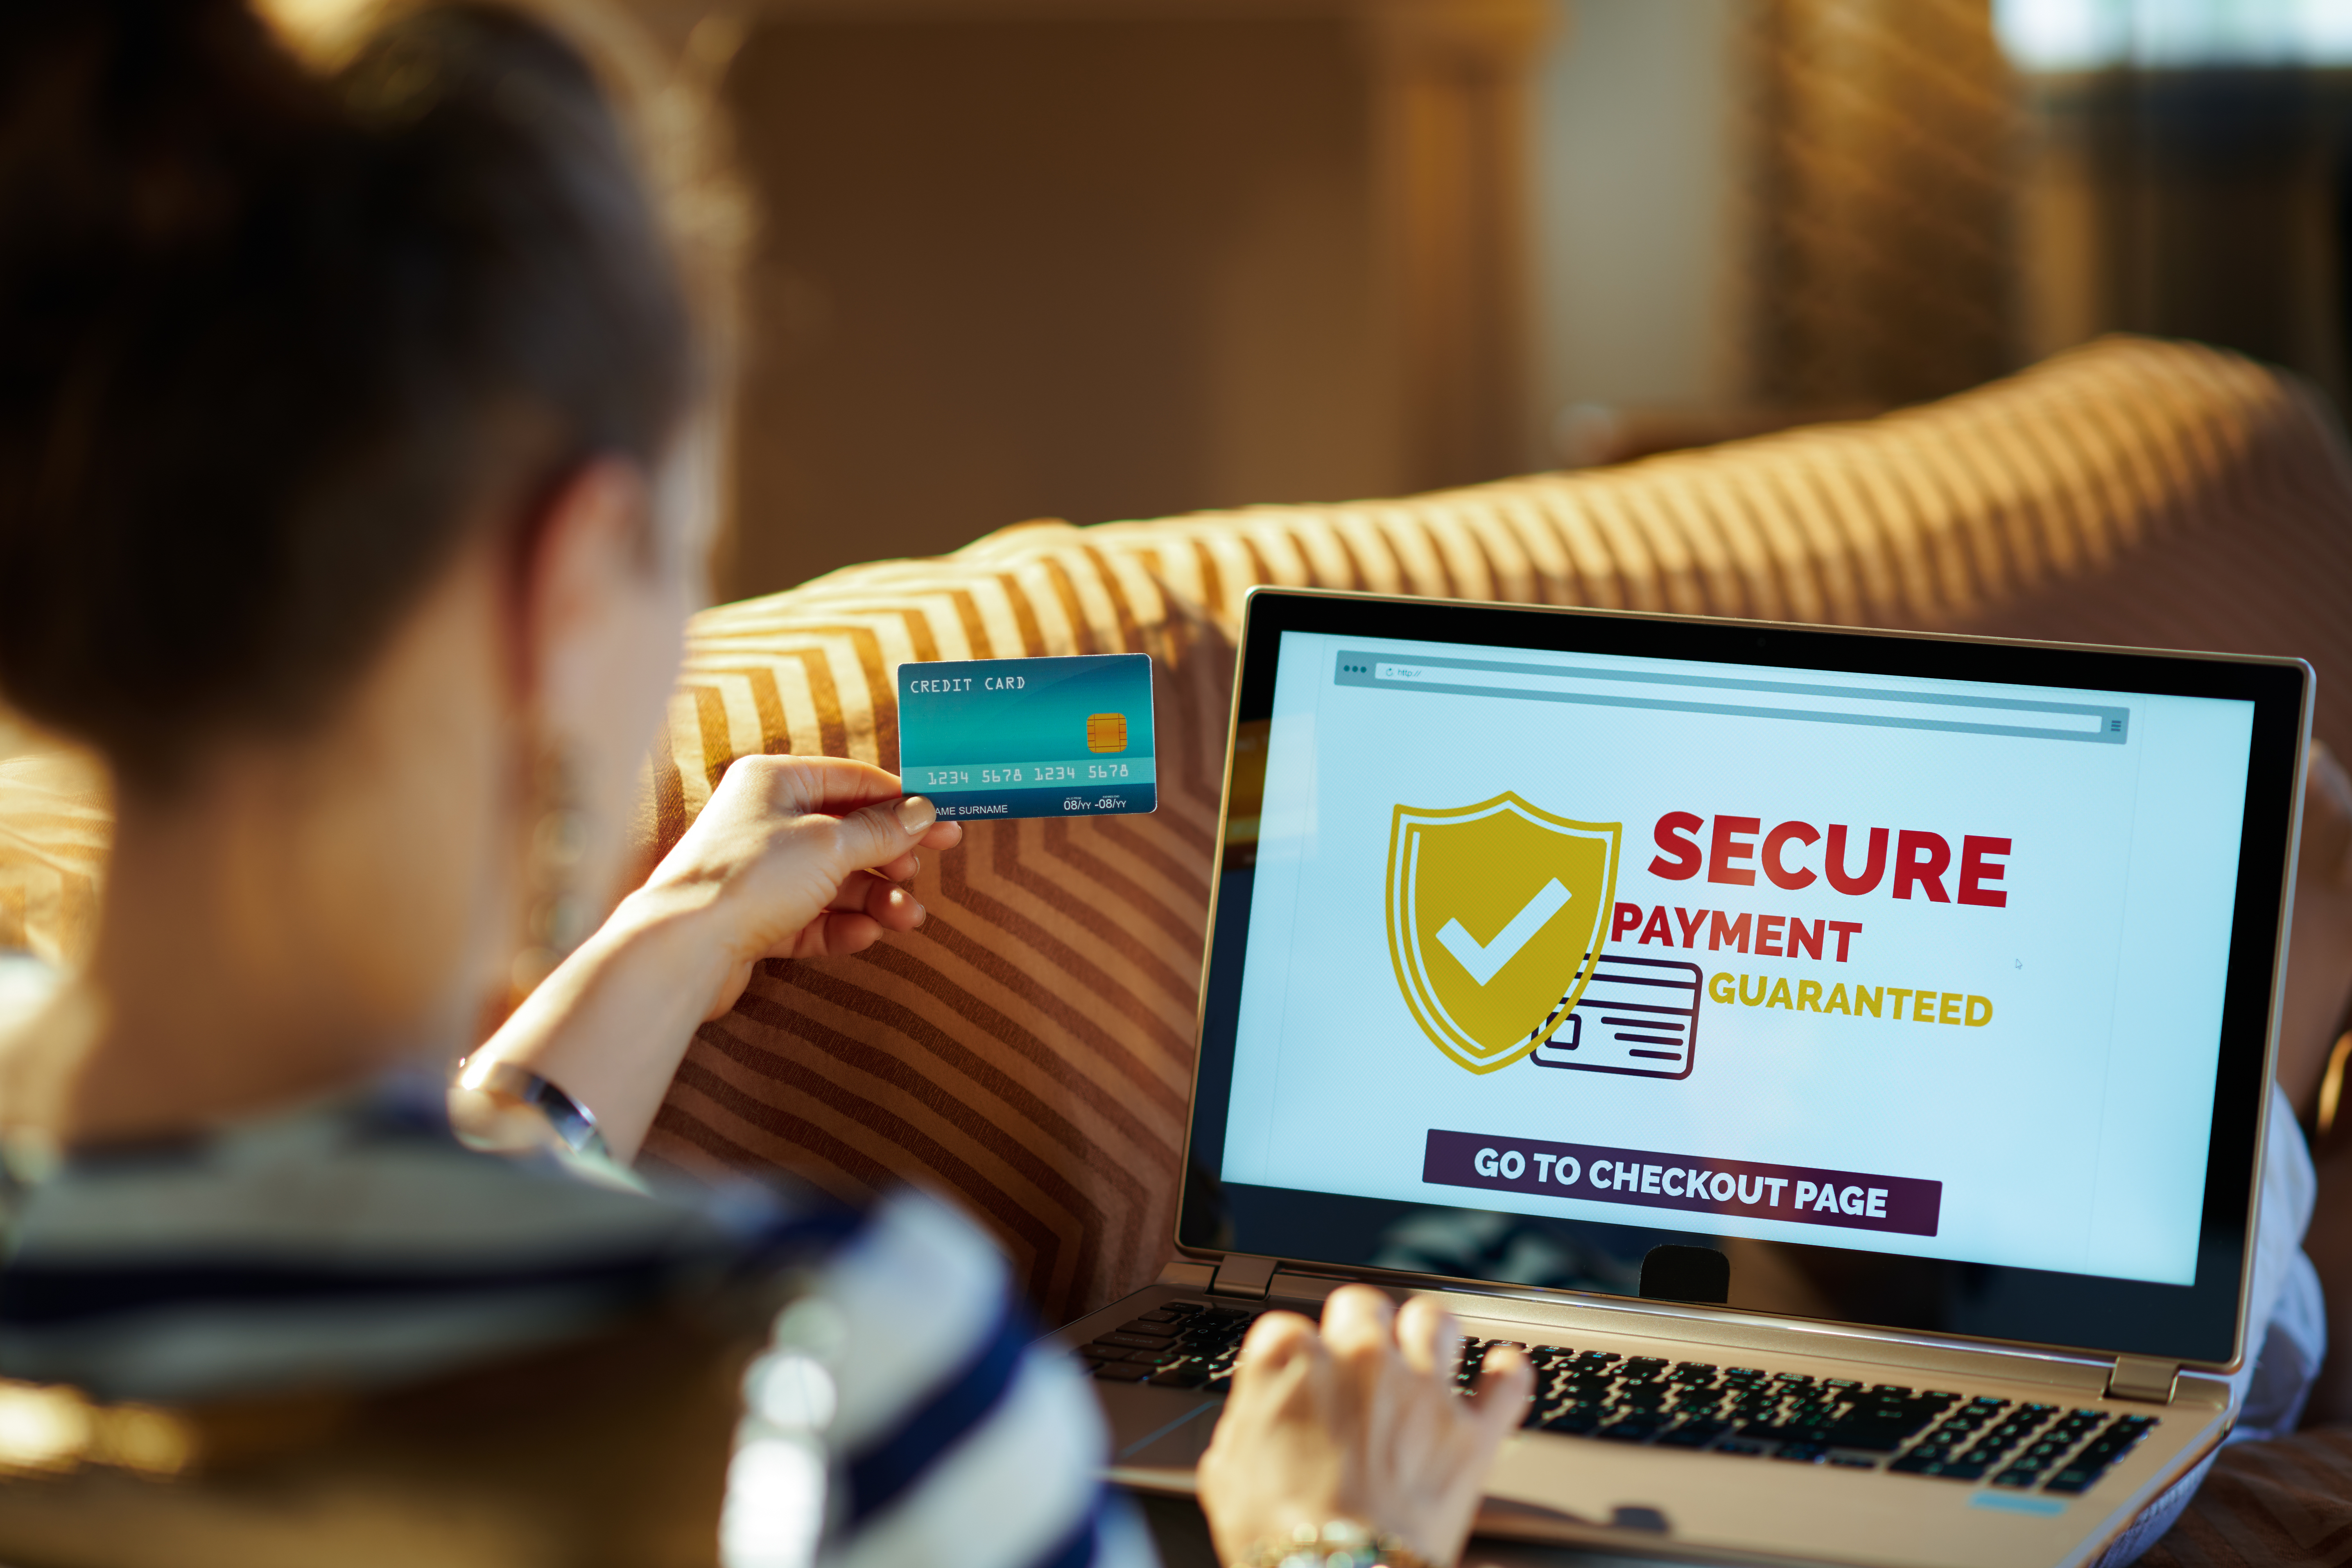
[1435, 878, 1572, 986]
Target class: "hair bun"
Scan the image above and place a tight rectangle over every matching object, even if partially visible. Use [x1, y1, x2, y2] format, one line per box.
[2, 0, 344, 248]
[0, 1, 694, 793]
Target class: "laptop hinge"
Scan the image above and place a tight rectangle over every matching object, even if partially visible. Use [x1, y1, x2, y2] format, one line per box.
[2106, 1356, 2180, 1405]
[1210, 1255, 1279, 1299]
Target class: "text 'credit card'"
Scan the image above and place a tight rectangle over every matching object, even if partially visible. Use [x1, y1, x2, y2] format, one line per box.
[897, 653, 1157, 821]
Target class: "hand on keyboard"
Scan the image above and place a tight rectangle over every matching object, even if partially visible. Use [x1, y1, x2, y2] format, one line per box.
[1087, 1305, 2161, 1501]
[1197, 1285, 1532, 1568]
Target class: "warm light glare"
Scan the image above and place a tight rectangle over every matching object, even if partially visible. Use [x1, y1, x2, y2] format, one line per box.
[98, 1407, 194, 1477]
[2318, 1030, 2352, 1139]
[1995, 0, 2352, 68]
[719, 1436, 826, 1568]
[0, 1380, 194, 1479]
[0, 1386, 88, 1473]
[253, 0, 382, 59]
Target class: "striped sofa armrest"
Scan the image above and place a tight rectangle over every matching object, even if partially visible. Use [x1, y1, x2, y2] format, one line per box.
[2140, 1427, 2352, 1566]
[645, 334, 2352, 1323]
[640, 561, 1237, 1321]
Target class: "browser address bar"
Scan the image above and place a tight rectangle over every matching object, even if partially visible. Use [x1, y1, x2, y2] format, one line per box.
[1368, 661, 2111, 737]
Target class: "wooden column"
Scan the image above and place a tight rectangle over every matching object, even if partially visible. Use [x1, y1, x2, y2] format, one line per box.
[1364, 0, 1553, 490]
[626, 0, 1558, 592]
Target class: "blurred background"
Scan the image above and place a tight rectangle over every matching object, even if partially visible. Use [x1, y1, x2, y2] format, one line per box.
[636, 0, 2351, 602]
[112, 0, 2345, 610]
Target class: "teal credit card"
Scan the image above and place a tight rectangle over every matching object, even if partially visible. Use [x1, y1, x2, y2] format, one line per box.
[897, 653, 1156, 820]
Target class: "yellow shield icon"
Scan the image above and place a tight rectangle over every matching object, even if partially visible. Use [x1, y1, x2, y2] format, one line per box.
[1387, 793, 1621, 1074]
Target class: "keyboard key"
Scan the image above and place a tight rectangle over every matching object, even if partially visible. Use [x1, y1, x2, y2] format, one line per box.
[2042, 1416, 2158, 1495]
[1655, 1418, 1730, 1449]
[1595, 1417, 1667, 1443]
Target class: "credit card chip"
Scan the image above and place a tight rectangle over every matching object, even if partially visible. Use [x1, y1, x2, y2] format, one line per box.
[1087, 713, 1128, 753]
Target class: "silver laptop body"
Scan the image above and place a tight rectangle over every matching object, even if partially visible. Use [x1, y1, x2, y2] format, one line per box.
[1060, 588, 2313, 1568]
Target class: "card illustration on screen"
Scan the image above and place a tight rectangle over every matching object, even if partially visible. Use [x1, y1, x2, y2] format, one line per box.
[1531, 953, 1703, 1080]
[897, 653, 1156, 821]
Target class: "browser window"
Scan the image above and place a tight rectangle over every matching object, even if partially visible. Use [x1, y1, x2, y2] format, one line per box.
[1219, 628, 2257, 1289]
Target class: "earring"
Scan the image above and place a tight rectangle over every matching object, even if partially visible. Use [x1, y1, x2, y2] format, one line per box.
[510, 741, 593, 997]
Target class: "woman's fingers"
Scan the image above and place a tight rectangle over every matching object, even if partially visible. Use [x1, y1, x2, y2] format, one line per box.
[1467, 1343, 1533, 1428]
[1227, 1310, 1327, 1422]
[765, 754, 910, 815]
[820, 794, 935, 879]
[1197, 1287, 1526, 1568]
[790, 884, 923, 955]
[1393, 1293, 1457, 1378]
[1237, 1308, 1319, 1373]
[844, 822, 950, 891]
[864, 881, 925, 930]
[639, 757, 968, 1025]
[1320, 1283, 1398, 1362]
[792, 909, 882, 959]
[823, 862, 917, 910]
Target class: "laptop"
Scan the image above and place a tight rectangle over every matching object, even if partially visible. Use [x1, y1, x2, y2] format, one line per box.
[1058, 587, 2312, 1568]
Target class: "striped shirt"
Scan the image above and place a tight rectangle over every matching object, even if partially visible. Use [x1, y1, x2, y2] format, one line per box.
[0, 1073, 1153, 1568]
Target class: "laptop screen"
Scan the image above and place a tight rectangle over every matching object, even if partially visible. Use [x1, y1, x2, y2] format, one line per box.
[1180, 591, 2309, 1366]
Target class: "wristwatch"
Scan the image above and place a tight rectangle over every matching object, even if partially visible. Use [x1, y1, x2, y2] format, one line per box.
[1233, 1520, 1428, 1568]
[457, 1060, 610, 1161]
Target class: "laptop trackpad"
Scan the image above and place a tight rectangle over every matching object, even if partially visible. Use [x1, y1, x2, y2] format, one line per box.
[1108, 1385, 1223, 1467]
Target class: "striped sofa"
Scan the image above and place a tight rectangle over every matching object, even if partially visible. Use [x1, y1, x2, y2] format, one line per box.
[634, 334, 2352, 1328]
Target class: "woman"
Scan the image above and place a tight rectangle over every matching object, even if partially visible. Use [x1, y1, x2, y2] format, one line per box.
[0, 2, 1531, 1566]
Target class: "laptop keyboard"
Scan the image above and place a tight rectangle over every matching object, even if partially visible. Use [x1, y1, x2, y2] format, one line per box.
[1081, 1303, 2160, 1497]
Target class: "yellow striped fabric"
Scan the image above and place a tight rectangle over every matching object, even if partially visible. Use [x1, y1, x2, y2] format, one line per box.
[2142, 1426, 2352, 1566]
[639, 335, 2352, 1321]
[0, 753, 108, 973]
[0, 335, 2339, 1320]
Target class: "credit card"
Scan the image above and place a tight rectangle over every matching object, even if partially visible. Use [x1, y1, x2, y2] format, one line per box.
[1531, 954, 1702, 1080]
[896, 653, 1156, 821]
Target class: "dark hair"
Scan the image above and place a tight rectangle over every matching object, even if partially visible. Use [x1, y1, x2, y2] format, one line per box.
[0, 0, 697, 792]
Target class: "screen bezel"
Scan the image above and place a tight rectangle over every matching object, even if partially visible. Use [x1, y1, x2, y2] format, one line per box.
[1177, 588, 2310, 1369]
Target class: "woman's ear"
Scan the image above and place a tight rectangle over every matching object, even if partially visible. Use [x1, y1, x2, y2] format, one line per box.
[520, 458, 655, 722]
[513, 456, 686, 917]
